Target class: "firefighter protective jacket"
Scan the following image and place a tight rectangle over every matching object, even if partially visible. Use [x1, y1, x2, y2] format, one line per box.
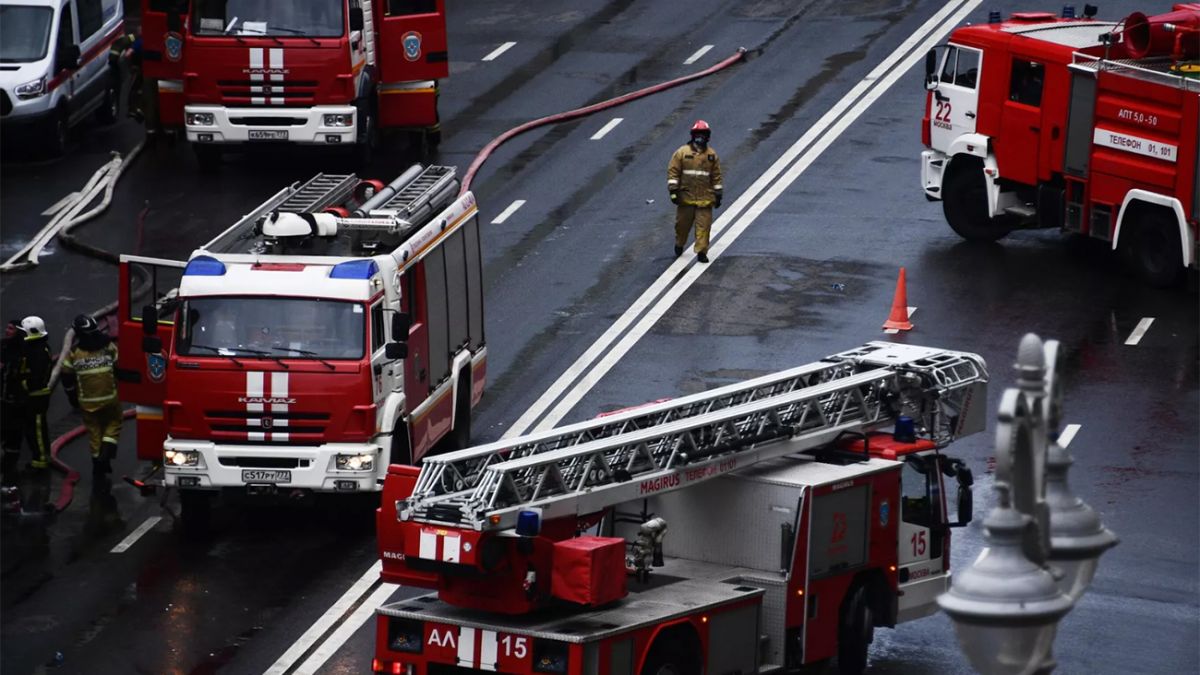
[18, 335, 52, 403]
[62, 341, 119, 412]
[667, 143, 723, 207]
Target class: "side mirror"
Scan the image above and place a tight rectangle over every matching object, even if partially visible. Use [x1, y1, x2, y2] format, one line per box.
[142, 304, 159, 335]
[349, 7, 365, 32]
[57, 43, 81, 71]
[391, 311, 411, 337]
[142, 335, 163, 354]
[924, 49, 939, 90]
[385, 342, 408, 360]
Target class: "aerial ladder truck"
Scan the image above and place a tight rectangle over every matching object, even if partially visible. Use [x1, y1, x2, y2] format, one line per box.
[373, 342, 988, 675]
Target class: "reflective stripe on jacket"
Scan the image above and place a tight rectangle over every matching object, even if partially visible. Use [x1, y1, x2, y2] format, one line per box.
[667, 143, 723, 207]
[62, 343, 119, 412]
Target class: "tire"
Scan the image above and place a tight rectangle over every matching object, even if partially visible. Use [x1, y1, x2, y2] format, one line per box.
[641, 635, 701, 675]
[837, 585, 875, 675]
[96, 72, 120, 124]
[354, 101, 378, 167]
[46, 107, 69, 157]
[448, 372, 472, 451]
[1128, 210, 1184, 288]
[942, 159, 1010, 241]
[179, 489, 213, 538]
[390, 421, 413, 466]
[194, 144, 222, 171]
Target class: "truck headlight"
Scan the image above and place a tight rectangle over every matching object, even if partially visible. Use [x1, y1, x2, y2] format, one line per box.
[335, 452, 374, 471]
[164, 449, 200, 466]
[323, 113, 353, 127]
[186, 112, 215, 126]
[15, 77, 46, 100]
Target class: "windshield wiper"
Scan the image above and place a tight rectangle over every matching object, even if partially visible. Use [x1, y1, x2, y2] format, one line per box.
[236, 347, 290, 369]
[186, 344, 244, 367]
[267, 26, 321, 45]
[271, 347, 336, 370]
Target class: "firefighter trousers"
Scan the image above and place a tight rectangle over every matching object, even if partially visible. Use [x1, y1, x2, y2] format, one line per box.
[22, 397, 50, 470]
[82, 401, 123, 458]
[674, 205, 712, 253]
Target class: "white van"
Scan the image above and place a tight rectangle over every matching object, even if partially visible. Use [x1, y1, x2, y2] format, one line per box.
[0, 0, 124, 155]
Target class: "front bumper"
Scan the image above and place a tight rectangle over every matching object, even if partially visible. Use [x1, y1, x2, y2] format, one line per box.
[163, 438, 383, 492]
[184, 104, 358, 145]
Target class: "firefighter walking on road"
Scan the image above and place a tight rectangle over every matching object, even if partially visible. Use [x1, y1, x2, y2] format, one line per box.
[62, 315, 122, 495]
[667, 120, 724, 263]
[2, 320, 25, 485]
[13, 317, 53, 475]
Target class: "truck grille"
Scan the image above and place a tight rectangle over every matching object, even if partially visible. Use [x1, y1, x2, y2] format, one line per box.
[205, 410, 330, 441]
[218, 456, 310, 468]
[217, 79, 319, 106]
[1, 91, 12, 117]
[227, 116, 307, 126]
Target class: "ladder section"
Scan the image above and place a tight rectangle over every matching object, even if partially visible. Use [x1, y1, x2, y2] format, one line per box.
[402, 367, 902, 531]
[409, 359, 859, 503]
[372, 165, 458, 220]
[276, 173, 359, 214]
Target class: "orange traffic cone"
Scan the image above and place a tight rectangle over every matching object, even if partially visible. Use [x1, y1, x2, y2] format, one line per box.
[882, 267, 913, 331]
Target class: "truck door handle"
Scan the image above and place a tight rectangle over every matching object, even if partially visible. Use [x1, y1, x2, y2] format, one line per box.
[1030, 126, 1040, 132]
[964, 111, 976, 119]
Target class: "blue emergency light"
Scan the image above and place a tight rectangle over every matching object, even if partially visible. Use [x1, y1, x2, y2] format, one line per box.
[1062, 4, 1076, 18]
[988, 9, 1002, 22]
[184, 255, 226, 276]
[329, 259, 379, 279]
[894, 415, 916, 443]
[516, 510, 541, 537]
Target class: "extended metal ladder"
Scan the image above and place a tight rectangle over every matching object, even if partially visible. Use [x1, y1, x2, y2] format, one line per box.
[400, 343, 988, 531]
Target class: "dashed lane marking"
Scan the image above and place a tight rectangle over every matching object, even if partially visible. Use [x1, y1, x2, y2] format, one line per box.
[590, 117, 624, 140]
[1058, 423, 1081, 448]
[684, 44, 714, 65]
[482, 41, 517, 61]
[491, 199, 527, 224]
[1124, 317, 1154, 346]
[110, 516, 162, 553]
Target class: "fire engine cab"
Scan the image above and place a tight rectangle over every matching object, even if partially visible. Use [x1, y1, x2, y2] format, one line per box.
[117, 165, 485, 529]
[373, 342, 987, 675]
[920, 4, 1199, 286]
[140, 0, 449, 167]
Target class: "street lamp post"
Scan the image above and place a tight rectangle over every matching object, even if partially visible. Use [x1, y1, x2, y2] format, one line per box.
[938, 334, 1118, 675]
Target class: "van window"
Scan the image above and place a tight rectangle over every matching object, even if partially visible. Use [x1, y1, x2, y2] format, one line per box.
[77, 0, 103, 41]
[370, 302, 385, 354]
[1009, 59, 1044, 107]
[0, 6, 54, 63]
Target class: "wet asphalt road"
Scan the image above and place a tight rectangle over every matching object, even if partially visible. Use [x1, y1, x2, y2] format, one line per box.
[1, 1, 1197, 674]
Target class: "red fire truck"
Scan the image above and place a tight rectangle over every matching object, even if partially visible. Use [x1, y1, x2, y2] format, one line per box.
[140, 0, 448, 167]
[372, 342, 988, 674]
[920, 4, 1199, 286]
[117, 164, 485, 529]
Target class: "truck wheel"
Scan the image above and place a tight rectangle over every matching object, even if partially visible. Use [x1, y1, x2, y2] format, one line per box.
[1129, 210, 1184, 288]
[96, 73, 120, 124]
[943, 160, 1010, 241]
[194, 144, 222, 171]
[46, 107, 69, 157]
[837, 585, 874, 675]
[391, 421, 413, 466]
[354, 101, 378, 166]
[641, 634, 701, 675]
[179, 489, 213, 538]
[448, 372, 473, 451]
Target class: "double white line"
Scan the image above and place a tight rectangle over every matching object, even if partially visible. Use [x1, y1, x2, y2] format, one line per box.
[263, 0, 981, 671]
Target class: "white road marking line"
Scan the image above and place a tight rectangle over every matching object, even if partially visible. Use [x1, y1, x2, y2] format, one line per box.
[109, 516, 162, 553]
[683, 44, 714, 65]
[263, 561, 382, 675]
[883, 307, 917, 334]
[1124, 317, 1154, 346]
[266, 0, 981, 666]
[482, 41, 517, 61]
[491, 199, 527, 224]
[42, 191, 81, 217]
[511, 0, 980, 437]
[590, 117, 624, 140]
[291, 583, 398, 675]
[1057, 423, 1081, 448]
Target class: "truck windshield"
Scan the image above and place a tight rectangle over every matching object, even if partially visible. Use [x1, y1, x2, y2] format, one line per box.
[176, 297, 364, 360]
[192, 0, 345, 38]
[0, 6, 53, 63]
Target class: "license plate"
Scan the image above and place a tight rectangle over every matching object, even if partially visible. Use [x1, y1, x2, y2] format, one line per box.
[242, 469, 291, 483]
[248, 129, 288, 141]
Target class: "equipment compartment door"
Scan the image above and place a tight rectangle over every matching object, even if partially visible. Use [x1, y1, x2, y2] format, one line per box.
[376, 0, 449, 83]
[997, 56, 1046, 186]
[929, 44, 981, 154]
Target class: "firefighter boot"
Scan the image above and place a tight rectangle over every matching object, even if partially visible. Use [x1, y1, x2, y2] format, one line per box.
[91, 459, 112, 497]
[1, 451, 18, 486]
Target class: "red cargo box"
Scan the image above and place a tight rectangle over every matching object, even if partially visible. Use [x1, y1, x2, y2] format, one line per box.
[551, 536, 627, 606]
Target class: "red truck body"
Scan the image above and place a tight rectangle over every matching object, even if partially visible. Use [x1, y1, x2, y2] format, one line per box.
[921, 5, 1199, 286]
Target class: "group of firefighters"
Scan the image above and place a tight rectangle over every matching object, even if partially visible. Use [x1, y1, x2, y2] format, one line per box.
[1, 315, 122, 499]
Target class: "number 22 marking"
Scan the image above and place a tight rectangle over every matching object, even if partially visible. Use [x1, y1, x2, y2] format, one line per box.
[935, 101, 953, 123]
